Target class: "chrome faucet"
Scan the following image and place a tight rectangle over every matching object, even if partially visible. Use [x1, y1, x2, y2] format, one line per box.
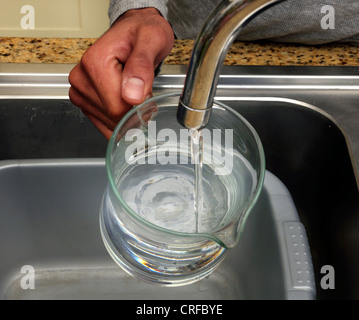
[177, 0, 285, 130]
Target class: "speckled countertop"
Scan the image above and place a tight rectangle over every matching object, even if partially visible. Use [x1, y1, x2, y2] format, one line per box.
[0, 37, 359, 66]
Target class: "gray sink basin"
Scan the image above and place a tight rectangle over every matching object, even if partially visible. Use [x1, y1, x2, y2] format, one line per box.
[0, 160, 313, 300]
[0, 63, 358, 300]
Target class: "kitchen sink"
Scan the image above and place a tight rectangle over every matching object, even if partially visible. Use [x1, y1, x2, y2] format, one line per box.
[0, 63, 358, 300]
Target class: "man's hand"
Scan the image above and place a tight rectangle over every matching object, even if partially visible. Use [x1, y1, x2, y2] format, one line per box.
[69, 8, 174, 140]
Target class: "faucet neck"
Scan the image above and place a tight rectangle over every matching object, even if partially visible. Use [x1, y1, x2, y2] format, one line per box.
[177, 0, 285, 129]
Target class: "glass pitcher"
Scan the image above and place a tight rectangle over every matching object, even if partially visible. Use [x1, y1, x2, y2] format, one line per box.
[99, 92, 265, 286]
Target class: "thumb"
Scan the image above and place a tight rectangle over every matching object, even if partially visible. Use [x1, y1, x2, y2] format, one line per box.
[121, 48, 157, 105]
[121, 23, 173, 105]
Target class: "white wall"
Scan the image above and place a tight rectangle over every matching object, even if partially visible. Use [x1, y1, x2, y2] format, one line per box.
[0, 0, 110, 38]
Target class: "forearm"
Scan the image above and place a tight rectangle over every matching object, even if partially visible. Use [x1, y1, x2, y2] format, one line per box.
[108, 0, 169, 26]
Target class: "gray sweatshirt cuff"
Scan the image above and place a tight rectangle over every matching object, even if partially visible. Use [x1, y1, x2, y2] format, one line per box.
[108, 0, 168, 26]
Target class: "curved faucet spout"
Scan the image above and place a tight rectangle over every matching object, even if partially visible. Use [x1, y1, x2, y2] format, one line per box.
[177, 0, 285, 130]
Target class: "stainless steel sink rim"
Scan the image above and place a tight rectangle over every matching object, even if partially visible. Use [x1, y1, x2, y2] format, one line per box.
[1, 63, 359, 95]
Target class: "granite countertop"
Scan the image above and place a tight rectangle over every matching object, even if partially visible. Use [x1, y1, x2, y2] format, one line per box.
[0, 37, 359, 66]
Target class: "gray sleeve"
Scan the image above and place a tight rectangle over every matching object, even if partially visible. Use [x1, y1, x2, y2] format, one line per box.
[108, 0, 169, 26]
[237, 0, 359, 46]
[167, 0, 359, 45]
[107, 0, 359, 46]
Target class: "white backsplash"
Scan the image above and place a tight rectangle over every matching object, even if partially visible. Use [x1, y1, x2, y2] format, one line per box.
[0, 0, 110, 38]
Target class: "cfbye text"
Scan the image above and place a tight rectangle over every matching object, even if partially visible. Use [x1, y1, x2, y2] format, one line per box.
[136, 304, 223, 317]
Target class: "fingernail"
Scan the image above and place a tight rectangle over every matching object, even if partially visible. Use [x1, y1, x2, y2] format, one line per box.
[124, 77, 145, 101]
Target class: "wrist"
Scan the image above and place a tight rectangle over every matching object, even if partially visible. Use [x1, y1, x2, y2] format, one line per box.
[126, 7, 161, 16]
[119, 7, 162, 22]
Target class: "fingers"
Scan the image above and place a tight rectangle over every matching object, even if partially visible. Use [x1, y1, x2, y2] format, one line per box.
[69, 86, 118, 131]
[78, 46, 131, 121]
[69, 48, 132, 138]
[68, 7, 174, 140]
[69, 62, 125, 139]
[68, 63, 103, 114]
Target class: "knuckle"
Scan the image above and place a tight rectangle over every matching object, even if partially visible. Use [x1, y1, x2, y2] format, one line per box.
[79, 50, 93, 70]
[68, 68, 78, 87]
[144, 24, 169, 43]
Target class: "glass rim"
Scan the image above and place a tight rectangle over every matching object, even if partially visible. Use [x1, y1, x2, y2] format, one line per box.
[105, 91, 266, 245]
